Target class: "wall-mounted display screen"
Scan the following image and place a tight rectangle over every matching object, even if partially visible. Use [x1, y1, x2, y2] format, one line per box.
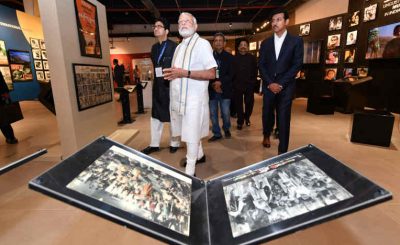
[303, 40, 322, 64]
[366, 22, 400, 59]
[8, 49, 31, 64]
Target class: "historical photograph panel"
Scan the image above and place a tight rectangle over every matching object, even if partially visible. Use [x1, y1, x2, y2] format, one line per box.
[66, 145, 192, 236]
[222, 153, 353, 238]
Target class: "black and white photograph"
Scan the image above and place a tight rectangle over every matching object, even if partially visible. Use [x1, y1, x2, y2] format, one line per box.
[222, 154, 353, 238]
[41, 50, 47, 60]
[32, 49, 41, 59]
[67, 145, 192, 236]
[329, 16, 342, 31]
[39, 39, 46, 50]
[349, 10, 360, 26]
[364, 4, 378, 22]
[36, 70, 45, 81]
[346, 30, 358, 45]
[43, 60, 49, 70]
[327, 34, 341, 49]
[30, 38, 40, 49]
[34, 60, 43, 70]
[299, 23, 310, 36]
[44, 70, 51, 81]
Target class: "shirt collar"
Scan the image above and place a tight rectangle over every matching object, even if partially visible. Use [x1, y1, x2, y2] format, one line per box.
[274, 30, 288, 41]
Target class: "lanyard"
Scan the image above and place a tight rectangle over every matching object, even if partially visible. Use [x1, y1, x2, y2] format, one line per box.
[157, 42, 167, 65]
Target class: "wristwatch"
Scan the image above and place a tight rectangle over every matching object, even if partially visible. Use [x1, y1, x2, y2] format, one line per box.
[187, 70, 191, 78]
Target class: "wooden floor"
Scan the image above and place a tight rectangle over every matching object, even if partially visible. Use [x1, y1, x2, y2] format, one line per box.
[1, 97, 399, 245]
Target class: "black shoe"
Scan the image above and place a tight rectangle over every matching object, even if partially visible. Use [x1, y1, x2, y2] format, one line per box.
[224, 130, 231, 138]
[245, 120, 251, 126]
[6, 138, 18, 144]
[169, 146, 179, 153]
[141, 146, 160, 155]
[118, 119, 132, 125]
[208, 135, 222, 142]
[237, 124, 243, 130]
[180, 155, 206, 167]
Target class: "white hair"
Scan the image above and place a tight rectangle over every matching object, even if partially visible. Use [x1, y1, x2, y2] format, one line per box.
[179, 12, 197, 25]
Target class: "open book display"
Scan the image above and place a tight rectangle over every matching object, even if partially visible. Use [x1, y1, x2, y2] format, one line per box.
[29, 137, 392, 245]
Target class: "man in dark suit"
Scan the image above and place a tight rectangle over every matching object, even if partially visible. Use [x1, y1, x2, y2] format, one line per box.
[113, 59, 132, 124]
[0, 71, 18, 144]
[259, 8, 303, 154]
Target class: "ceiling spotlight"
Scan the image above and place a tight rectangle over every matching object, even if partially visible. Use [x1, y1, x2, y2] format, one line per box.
[256, 28, 260, 32]
[238, 9, 242, 15]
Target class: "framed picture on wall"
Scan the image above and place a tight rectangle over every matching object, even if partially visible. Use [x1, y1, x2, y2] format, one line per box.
[8, 49, 31, 64]
[349, 10, 360, 27]
[0, 66, 13, 90]
[343, 68, 354, 78]
[0, 40, 8, 65]
[299, 23, 310, 36]
[45, 70, 51, 81]
[32, 49, 41, 59]
[327, 34, 341, 49]
[74, 0, 102, 58]
[34, 60, 43, 70]
[43, 60, 49, 70]
[30, 38, 40, 49]
[10, 63, 33, 82]
[249, 42, 257, 51]
[346, 30, 358, 45]
[329, 16, 342, 31]
[325, 50, 340, 64]
[72, 64, 113, 111]
[39, 40, 46, 50]
[344, 48, 356, 63]
[364, 4, 377, 22]
[324, 68, 337, 80]
[41, 50, 47, 60]
[357, 67, 369, 77]
[36, 70, 45, 81]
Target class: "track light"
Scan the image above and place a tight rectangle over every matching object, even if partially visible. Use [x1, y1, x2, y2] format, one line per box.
[238, 9, 242, 15]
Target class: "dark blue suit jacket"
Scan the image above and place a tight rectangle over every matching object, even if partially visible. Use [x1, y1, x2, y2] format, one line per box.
[259, 32, 303, 93]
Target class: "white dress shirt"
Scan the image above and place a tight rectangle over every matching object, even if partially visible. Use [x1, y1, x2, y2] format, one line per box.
[274, 30, 287, 60]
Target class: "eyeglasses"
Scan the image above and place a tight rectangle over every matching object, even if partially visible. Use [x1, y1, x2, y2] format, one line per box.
[152, 25, 165, 29]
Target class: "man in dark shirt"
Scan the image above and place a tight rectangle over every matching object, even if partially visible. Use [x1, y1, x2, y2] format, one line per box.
[113, 59, 132, 124]
[232, 39, 258, 130]
[208, 32, 234, 141]
[142, 17, 180, 155]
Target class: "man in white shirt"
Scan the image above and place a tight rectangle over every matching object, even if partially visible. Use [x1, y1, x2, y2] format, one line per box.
[163, 12, 217, 176]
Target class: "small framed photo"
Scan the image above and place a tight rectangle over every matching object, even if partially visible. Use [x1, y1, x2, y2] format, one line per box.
[45, 70, 51, 80]
[0, 65, 13, 90]
[43, 60, 49, 70]
[327, 34, 341, 49]
[30, 38, 40, 49]
[41, 50, 47, 60]
[249, 42, 257, 51]
[329, 16, 342, 31]
[364, 4, 377, 22]
[349, 10, 360, 27]
[357, 67, 368, 77]
[39, 39, 46, 50]
[36, 70, 45, 81]
[0, 40, 8, 65]
[344, 48, 356, 63]
[325, 50, 340, 64]
[299, 23, 310, 36]
[343, 68, 354, 78]
[32, 49, 41, 59]
[346, 30, 358, 45]
[34, 60, 43, 70]
[324, 68, 337, 80]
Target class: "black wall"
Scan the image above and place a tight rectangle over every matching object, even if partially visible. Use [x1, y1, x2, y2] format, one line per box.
[250, 0, 400, 113]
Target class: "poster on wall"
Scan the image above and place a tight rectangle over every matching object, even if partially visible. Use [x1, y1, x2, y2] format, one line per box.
[0, 40, 8, 65]
[364, 4, 378, 22]
[0, 66, 13, 90]
[366, 22, 400, 59]
[74, 0, 102, 58]
[72, 64, 113, 111]
[10, 63, 33, 82]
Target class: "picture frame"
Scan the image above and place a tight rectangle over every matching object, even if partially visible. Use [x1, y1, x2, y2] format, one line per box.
[29, 139, 392, 245]
[357, 67, 369, 77]
[249, 42, 257, 51]
[299, 23, 310, 36]
[366, 22, 400, 59]
[349, 10, 360, 27]
[0, 65, 13, 90]
[30, 38, 40, 49]
[325, 49, 340, 64]
[0, 39, 8, 65]
[32, 49, 41, 59]
[39, 39, 46, 50]
[343, 68, 354, 78]
[41, 50, 47, 60]
[74, 0, 102, 58]
[72, 64, 113, 111]
[9, 63, 33, 82]
[329, 16, 342, 31]
[364, 4, 378, 22]
[346, 30, 358, 45]
[43, 60, 49, 70]
[34, 60, 43, 70]
[324, 68, 337, 80]
[327, 34, 341, 49]
[36, 70, 45, 81]
[44, 70, 51, 81]
[344, 48, 356, 63]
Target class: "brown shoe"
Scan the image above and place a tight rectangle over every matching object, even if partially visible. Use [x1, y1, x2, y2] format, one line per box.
[262, 136, 271, 148]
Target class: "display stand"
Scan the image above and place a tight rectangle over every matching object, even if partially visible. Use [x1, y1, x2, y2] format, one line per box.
[135, 81, 148, 114]
[29, 137, 392, 244]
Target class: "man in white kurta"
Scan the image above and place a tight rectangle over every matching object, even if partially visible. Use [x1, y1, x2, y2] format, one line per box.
[163, 12, 217, 176]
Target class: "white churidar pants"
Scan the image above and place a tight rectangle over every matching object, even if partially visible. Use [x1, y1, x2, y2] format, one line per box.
[150, 117, 180, 147]
[185, 141, 204, 176]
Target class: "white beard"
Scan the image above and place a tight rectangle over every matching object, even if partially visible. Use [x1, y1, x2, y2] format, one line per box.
[179, 27, 195, 38]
